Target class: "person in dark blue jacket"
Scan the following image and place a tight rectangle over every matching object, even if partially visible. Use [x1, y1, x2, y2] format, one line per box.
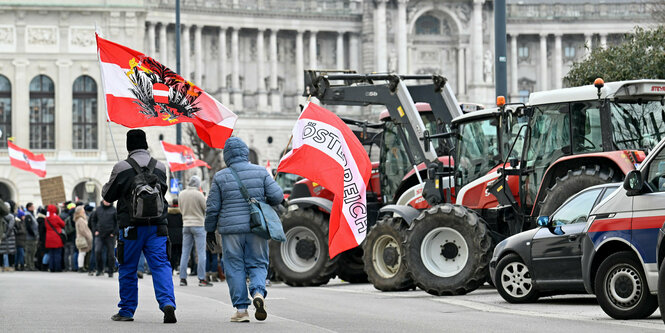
[205, 137, 283, 323]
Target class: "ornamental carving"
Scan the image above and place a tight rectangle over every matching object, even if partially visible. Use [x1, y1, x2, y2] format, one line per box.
[70, 28, 95, 48]
[27, 27, 57, 46]
[0, 27, 14, 45]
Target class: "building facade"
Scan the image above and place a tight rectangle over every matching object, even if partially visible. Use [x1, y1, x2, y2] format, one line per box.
[0, 0, 659, 205]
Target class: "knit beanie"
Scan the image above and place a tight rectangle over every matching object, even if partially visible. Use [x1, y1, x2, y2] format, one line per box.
[126, 129, 148, 152]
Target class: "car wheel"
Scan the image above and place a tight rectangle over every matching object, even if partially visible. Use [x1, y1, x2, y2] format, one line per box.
[494, 253, 539, 303]
[594, 251, 658, 319]
[658, 260, 665, 324]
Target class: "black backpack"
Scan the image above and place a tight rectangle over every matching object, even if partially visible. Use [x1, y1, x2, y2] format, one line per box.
[126, 158, 164, 221]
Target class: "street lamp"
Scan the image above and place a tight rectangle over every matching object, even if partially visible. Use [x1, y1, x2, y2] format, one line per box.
[85, 179, 96, 203]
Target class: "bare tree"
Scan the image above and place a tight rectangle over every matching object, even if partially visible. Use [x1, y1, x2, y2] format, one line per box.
[185, 124, 224, 184]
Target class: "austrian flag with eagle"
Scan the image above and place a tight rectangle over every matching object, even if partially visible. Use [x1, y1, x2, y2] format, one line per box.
[96, 34, 237, 148]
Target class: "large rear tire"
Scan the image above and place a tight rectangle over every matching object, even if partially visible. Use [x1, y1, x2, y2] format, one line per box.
[594, 251, 658, 319]
[404, 204, 492, 296]
[538, 165, 617, 217]
[269, 208, 338, 286]
[362, 216, 415, 291]
[335, 247, 368, 284]
[658, 260, 665, 324]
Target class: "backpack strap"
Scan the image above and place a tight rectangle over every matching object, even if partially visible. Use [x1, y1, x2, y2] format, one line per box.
[147, 158, 157, 173]
[228, 167, 252, 204]
[125, 158, 143, 174]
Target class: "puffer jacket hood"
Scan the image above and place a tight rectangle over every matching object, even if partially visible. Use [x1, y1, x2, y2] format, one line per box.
[223, 137, 249, 167]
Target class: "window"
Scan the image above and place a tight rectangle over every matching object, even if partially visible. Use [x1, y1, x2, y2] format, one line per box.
[610, 100, 665, 152]
[550, 188, 602, 225]
[518, 45, 529, 61]
[72, 75, 98, 149]
[415, 15, 440, 35]
[571, 101, 603, 153]
[599, 186, 619, 202]
[647, 147, 665, 192]
[29, 75, 55, 149]
[564, 45, 576, 60]
[0, 75, 11, 148]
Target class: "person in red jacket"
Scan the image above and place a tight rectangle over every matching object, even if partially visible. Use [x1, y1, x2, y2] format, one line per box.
[44, 205, 65, 272]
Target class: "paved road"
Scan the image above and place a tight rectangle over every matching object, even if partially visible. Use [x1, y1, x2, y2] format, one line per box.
[0, 271, 663, 332]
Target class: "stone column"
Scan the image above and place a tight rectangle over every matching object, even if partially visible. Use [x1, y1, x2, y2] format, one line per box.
[471, 0, 484, 84]
[375, 0, 388, 72]
[194, 25, 203, 85]
[56, 60, 73, 158]
[600, 33, 607, 49]
[584, 33, 593, 58]
[269, 29, 281, 112]
[146, 22, 155, 56]
[539, 33, 548, 91]
[309, 30, 317, 69]
[182, 24, 190, 79]
[13, 60, 29, 148]
[159, 23, 168, 65]
[295, 30, 305, 95]
[231, 28, 243, 110]
[554, 33, 562, 89]
[218, 28, 229, 105]
[256, 29, 267, 108]
[336, 32, 344, 69]
[349, 33, 360, 71]
[510, 34, 518, 99]
[396, 0, 408, 73]
[457, 46, 466, 96]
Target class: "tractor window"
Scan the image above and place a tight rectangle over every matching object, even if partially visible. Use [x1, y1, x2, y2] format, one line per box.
[524, 103, 569, 206]
[455, 117, 500, 189]
[550, 188, 602, 225]
[646, 147, 665, 192]
[380, 121, 411, 202]
[610, 100, 665, 153]
[571, 101, 603, 153]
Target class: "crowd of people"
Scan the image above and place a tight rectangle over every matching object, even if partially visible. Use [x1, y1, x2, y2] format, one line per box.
[0, 196, 226, 283]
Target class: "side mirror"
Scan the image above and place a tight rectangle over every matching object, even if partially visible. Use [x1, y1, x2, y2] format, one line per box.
[623, 170, 644, 196]
[537, 216, 550, 227]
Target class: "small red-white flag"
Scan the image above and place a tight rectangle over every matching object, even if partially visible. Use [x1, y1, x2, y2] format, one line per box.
[8, 141, 46, 177]
[96, 34, 237, 148]
[265, 160, 272, 175]
[277, 103, 372, 258]
[161, 141, 211, 172]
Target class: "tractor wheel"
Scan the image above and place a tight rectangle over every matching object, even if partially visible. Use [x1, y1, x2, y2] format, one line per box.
[658, 260, 665, 324]
[403, 204, 492, 296]
[594, 251, 658, 319]
[269, 208, 338, 286]
[538, 165, 618, 217]
[336, 247, 368, 283]
[362, 216, 415, 291]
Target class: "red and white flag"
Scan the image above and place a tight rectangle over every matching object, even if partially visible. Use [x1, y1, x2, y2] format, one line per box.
[8, 141, 46, 177]
[265, 160, 272, 175]
[277, 103, 372, 258]
[160, 141, 210, 172]
[96, 34, 237, 148]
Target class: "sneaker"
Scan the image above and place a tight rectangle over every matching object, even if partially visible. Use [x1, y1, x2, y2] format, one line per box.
[253, 294, 267, 321]
[88, 271, 94, 276]
[230, 311, 249, 323]
[163, 305, 177, 324]
[137, 272, 143, 279]
[180, 279, 187, 286]
[108, 272, 114, 278]
[111, 313, 134, 322]
[96, 271, 103, 277]
[199, 279, 213, 287]
[77, 268, 86, 273]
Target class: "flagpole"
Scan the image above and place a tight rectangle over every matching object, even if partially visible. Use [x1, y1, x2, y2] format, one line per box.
[174, 0, 182, 188]
[95, 24, 120, 161]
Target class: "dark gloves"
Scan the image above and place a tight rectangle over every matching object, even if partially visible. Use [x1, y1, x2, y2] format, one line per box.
[206, 232, 217, 249]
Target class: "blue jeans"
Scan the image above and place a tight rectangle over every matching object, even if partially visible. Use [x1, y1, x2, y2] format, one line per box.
[48, 248, 63, 272]
[2, 254, 8, 267]
[221, 232, 269, 309]
[117, 225, 175, 318]
[206, 250, 218, 273]
[16, 247, 25, 266]
[179, 226, 206, 281]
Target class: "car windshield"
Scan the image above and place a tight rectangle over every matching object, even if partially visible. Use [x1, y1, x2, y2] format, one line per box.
[275, 173, 300, 193]
[610, 100, 665, 153]
[455, 117, 500, 189]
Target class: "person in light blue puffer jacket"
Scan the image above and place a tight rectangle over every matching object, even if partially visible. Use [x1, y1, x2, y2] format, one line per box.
[205, 137, 283, 322]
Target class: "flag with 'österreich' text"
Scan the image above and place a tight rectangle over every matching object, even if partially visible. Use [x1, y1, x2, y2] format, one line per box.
[8, 141, 46, 177]
[277, 103, 371, 258]
[96, 34, 237, 148]
[161, 141, 210, 172]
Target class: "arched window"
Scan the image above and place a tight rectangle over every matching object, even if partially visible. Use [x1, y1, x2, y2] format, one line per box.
[72, 75, 98, 149]
[415, 15, 441, 35]
[0, 75, 11, 148]
[29, 75, 55, 149]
